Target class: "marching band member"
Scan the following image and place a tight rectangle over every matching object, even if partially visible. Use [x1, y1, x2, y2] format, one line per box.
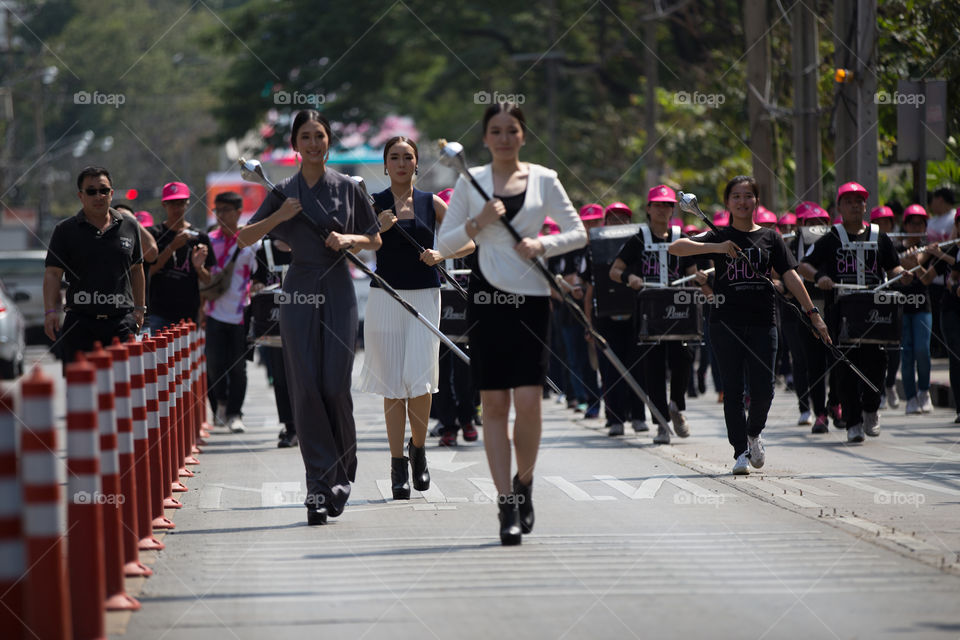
[940, 210, 960, 423]
[871, 205, 902, 409]
[798, 182, 912, 443]
[609, 185, 698, 445]
[669, 176, 829, 474]
[437, 102, 586, 545]
[239, 109, 382, 525]
[358, 136, 459, 500]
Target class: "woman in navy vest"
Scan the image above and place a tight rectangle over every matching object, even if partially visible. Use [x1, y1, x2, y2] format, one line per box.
[360, 136, 469, 500]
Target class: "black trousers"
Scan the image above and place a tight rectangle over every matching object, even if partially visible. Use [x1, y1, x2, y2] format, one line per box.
[595, 317, 645, 424]
[59, 311, 137, 369]
[782, 314, 811, 413]
[837, 344, 885, 428]
[640, 340, 692, 422]
[264, 346, 293, 430]
[436, 342, 475, 434]
[205, 316, 250, 418]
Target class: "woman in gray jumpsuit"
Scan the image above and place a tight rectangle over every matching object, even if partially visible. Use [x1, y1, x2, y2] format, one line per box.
[239, 110, 381, 525]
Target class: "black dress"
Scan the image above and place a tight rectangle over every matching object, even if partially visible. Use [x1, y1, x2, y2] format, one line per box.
[466, 191, 550, 390]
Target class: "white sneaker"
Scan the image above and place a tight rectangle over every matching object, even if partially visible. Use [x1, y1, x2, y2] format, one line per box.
[631, 419, 649, 433]
[863, 411, 880, 437]
[669, 401, 689, 438]
[227, 415, 246, 433]
[886, 386, 900, 409]
[904, 397, 922, 415]
[797, 410, 813, 426]
[918, 390, 933, 413]
[847, 423, 865, 443]
[746, 434, 765, 469]
[214, 405, 227, 427]
[555, 393, 566, 405]
[653, 424, 671, 444]
[732, 452, 750, 475]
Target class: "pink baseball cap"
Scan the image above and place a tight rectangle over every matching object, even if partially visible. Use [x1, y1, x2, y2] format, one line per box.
[134, 210, 154, 227]
[795, 201, 829, 221]
[604, 202, 632, 218]
[837, 181, 868, 202]
[682, 224, 700, 235]
[903, 204, 927, 218]
[869, 205, 894, 221]
[161, 182, 190, 201]
[713, 210, 730, 227]
[579, 203, 604, 220]
[540, 216, 559, 235]
[778, 213, 797, 226]
[755, 206, 778, 225]
[437, 188, 454, 204]
[647, 185, 677, 203]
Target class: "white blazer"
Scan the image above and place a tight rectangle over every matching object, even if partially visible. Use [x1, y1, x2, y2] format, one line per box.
[437, 163, 586, 296]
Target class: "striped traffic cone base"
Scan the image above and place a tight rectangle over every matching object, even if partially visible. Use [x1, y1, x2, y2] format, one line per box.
[124, 560, 152, 578]
[152, 515, 176, 530]
[106, 592, 141, 611]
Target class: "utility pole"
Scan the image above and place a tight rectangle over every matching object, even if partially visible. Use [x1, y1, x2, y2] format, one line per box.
[791, 1, 822, 206]
[744, 0, 777, 210]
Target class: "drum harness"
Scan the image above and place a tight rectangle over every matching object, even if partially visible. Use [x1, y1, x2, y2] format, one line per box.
[638, 223, 682, 287]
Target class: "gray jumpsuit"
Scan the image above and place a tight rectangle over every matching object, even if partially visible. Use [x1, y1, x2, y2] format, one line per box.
[249, 170, 378, 516]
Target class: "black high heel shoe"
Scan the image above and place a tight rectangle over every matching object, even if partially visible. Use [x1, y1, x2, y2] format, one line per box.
[408, 438, 430, 492]
[498, 495, 522, 546]
[306, 506, 328, 525]
[391, 456, 411, 500]
[513, 474, 534, 534]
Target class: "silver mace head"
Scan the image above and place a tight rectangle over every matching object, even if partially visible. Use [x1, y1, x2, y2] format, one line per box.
[238, 157, 275, 190]
[350, 175, 374, 204]
[437, 139, 469, 176]
[677, 191, 702, 216]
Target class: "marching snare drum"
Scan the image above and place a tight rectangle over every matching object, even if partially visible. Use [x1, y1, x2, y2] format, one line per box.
[636, 287, 703, 343]
[247, 286, 283, 347]
[439, 286, 469, 343]
[588, 224, 640, 318]
[834, 291, 901, 345]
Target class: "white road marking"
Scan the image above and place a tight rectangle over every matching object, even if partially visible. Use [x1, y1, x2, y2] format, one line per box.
[742, 478, 823, 508]
[544, 476, 595, 501]
[769, 477, 838, 497]
[376, 479, 393, 502]
[469, 477, 498, 501]
[880, 475, 960, 497]
[419, 483, 446, 503]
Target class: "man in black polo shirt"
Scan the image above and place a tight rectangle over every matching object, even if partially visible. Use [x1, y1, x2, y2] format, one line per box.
[147, 181, 214, 331]
[43, 166, 145, 367]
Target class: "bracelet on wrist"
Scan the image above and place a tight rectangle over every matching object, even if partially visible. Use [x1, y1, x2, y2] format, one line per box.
[805, 306, 821, 317]
[45, 308, 58, 315]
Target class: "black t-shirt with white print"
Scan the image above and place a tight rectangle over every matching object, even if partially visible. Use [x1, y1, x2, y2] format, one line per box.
[696, 226, 798, 326]
[801, 225, 899, 309]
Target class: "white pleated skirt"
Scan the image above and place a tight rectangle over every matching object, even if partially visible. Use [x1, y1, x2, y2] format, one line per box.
[358, 286, 441, 399]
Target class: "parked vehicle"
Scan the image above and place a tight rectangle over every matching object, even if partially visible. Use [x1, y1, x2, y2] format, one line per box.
[0, 280, 26, 379]
[0, 250, 56, 343]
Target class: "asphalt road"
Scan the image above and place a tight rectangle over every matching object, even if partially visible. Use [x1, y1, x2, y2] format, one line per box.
[19, 345, 957, 640]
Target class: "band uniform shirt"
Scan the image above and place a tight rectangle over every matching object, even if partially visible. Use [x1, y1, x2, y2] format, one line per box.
[801, 225, 899, 309]
[696, 227, 797, 326]
[148, 223, 216, 321]
[204, 228, 260, 325]
[615, 227, 695, 285]
[45, 208, 143, 316]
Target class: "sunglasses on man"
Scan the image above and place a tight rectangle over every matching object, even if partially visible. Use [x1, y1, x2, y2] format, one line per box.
[83, 187, 112, 196]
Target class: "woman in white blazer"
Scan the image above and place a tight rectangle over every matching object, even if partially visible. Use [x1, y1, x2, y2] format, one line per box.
[437, 102, 586, 545]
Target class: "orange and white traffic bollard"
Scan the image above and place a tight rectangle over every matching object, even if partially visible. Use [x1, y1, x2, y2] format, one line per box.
[175, 326, 195, 477]
[142, 338, 175, 529]
[155, 334, 182, 509]
[127, 337, 163, 551]
[88, 343, 142, 611]
[21, 366, 71, 640]
[185, 323, 201, 463]
[0, 388, 24, 637]
[197, 325, 211, 438]
[107, 339, 150, 578]
[167, 328, 189, 491]
[66, 353, 109, 638]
